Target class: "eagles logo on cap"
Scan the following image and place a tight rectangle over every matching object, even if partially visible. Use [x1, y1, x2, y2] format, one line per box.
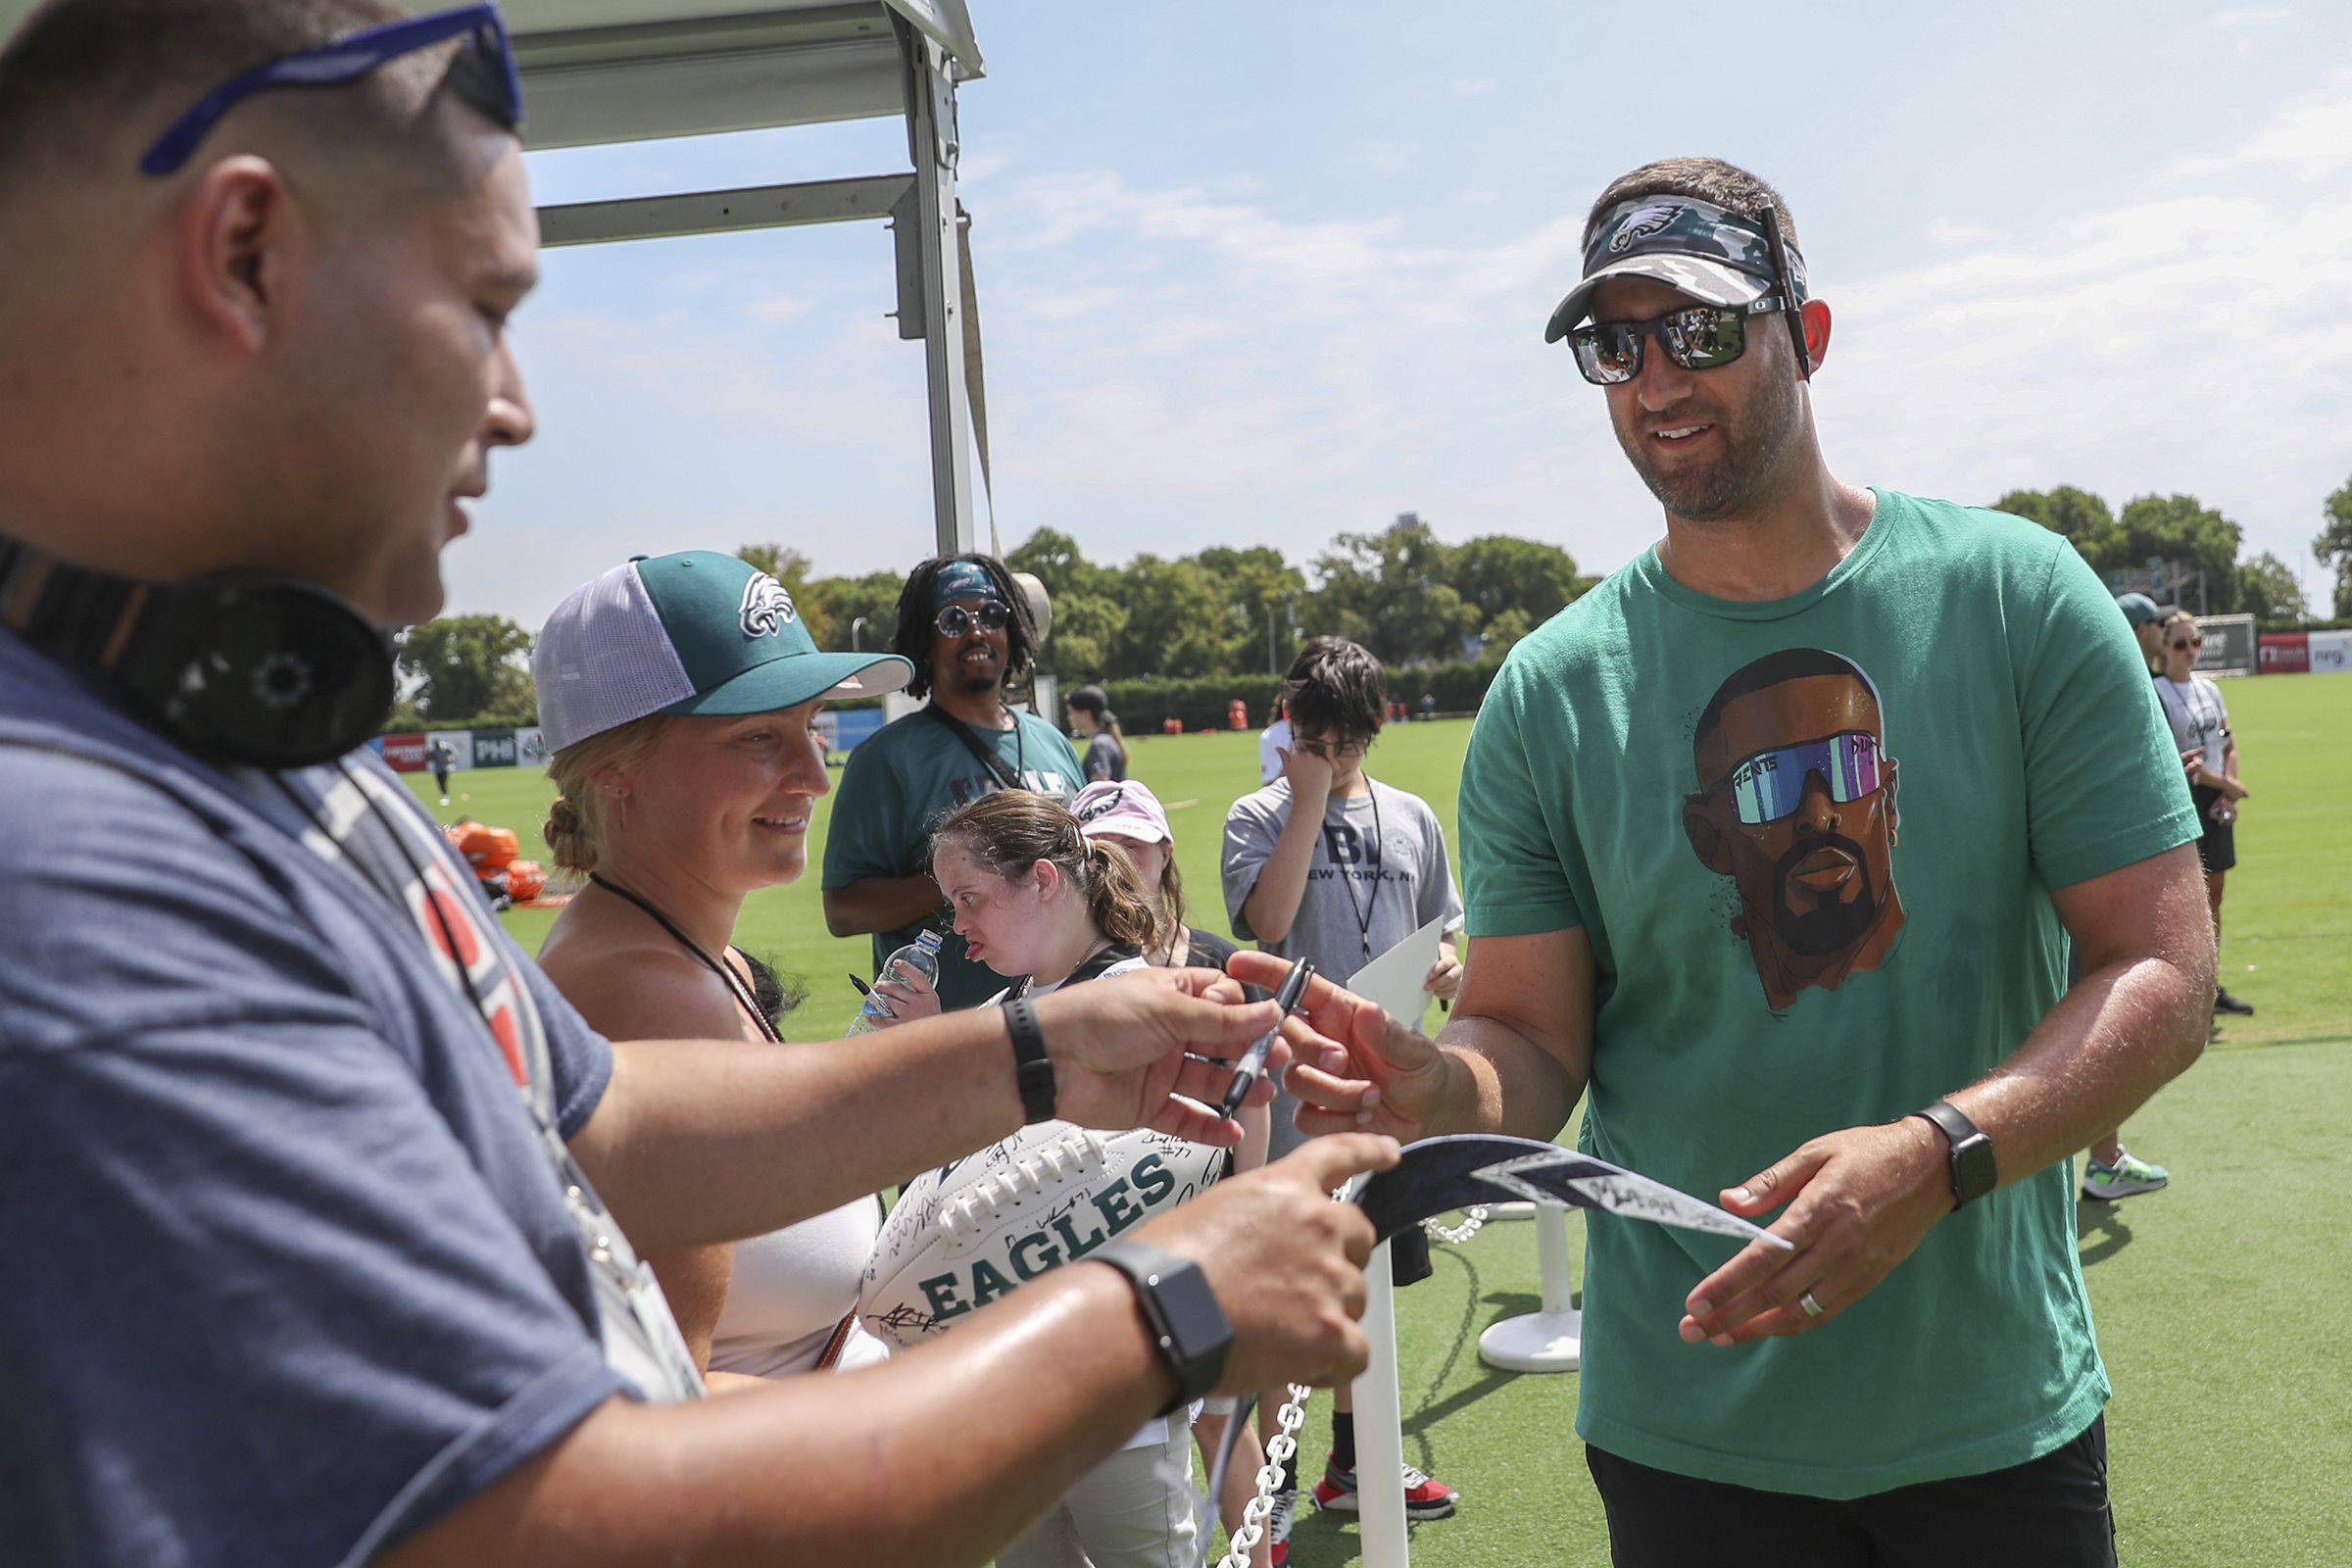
[740, 573, 797, 639]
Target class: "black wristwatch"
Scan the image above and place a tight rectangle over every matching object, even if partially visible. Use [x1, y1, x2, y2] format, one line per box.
[1002, 996, 1056, 1124]
[1094, 1240, 1233, 1416]
[1912, 1100, 1997, 1209]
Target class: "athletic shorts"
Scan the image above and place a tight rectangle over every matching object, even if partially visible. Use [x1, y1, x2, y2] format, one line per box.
[1585, 1414, 2117, 1568]
[2190, 786, 2237, 874]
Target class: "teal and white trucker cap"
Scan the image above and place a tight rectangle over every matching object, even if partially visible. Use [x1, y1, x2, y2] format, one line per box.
[534, 551, 912, 754]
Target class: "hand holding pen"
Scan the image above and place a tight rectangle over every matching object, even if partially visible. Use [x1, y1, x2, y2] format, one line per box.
[1221, 959, 1315, 1120]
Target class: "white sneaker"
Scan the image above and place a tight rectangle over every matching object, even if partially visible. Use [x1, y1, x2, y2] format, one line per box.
[2082, 1149, 2170, 1200]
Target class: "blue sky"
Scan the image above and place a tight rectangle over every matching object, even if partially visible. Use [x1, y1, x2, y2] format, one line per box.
[453, 1, 2352, 629]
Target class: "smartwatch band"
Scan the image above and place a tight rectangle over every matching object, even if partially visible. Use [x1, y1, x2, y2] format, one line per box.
[1003, 996, 1056, 1124]
[1913, 1099, 1997, 1209]
[1094, 1239, 1234, 1415]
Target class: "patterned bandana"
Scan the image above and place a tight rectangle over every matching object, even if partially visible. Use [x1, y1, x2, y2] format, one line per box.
[932, 560, 1004, 611]
[1544, 194, 1809, 343]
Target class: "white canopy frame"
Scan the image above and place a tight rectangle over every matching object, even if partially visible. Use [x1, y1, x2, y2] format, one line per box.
[516, 0, 987, 560]
[0, 0, 989, 558]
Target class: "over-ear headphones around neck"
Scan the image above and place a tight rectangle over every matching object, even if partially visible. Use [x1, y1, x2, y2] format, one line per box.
[0, 535, 395, 769]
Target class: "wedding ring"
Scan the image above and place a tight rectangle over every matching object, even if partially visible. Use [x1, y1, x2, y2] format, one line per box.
[1798, 1289, 1826, 1319]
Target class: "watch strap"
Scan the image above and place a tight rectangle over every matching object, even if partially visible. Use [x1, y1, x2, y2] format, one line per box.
[1003, 996, 1056, 1124]
[1913, 1099, 1996, 1208]
[1094, 1239, 1233, 1416]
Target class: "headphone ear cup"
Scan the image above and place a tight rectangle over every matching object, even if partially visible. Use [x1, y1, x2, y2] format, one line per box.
[157, 577, 394, 768]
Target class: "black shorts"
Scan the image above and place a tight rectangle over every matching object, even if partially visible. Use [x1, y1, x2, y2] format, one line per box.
[2190, 786, 2237, 875]
[1586, 1415, 2116, 1568]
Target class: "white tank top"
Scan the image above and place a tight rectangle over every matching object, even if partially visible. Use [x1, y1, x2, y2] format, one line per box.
[707, 1194, 889, 1379]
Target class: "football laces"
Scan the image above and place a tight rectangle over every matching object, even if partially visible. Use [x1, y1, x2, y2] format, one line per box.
[939, 1130, 1108, 1247]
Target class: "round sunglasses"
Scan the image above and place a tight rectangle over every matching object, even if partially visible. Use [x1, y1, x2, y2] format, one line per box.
[1567, 297, 1788, 386]
[935, 600, 1011, 638]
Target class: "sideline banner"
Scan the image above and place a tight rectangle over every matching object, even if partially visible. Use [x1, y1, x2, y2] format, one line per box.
[2259, 633, 2309, 674]
[471, 729, 519, 768]
[381, 732, 427, 772]
[2311, 628, 2352, 673]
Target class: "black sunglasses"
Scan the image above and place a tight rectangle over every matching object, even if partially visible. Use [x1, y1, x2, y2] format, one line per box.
[935, 601, 1011, 638]
[140, 4, 523, 178]
[1567, 298, 1788, 386]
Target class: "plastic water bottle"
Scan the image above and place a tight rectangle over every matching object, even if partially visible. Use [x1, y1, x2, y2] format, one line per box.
[847, 929, 946, 1034]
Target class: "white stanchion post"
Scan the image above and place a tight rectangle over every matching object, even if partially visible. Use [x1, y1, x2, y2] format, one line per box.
[1476, 1200, 1581, 1372]
[1353, 1239, 1410, 1568]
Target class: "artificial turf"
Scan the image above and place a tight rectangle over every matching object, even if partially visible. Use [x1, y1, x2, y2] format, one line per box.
[414, 671, 2351, 1567]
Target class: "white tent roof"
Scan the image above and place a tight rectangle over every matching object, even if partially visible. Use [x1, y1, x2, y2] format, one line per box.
[0, 0, 990, 559]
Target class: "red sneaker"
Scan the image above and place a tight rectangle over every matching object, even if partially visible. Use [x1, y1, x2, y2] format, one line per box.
[1312, 1454, 1457, 1519]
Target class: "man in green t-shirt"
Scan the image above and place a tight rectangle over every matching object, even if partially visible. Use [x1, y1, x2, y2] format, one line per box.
[821, 555, 1084, 1010]
[1261, 159, 2214, 1565]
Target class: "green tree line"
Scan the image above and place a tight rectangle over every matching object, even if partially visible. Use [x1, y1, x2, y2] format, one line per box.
[394, 470, 2352, 727]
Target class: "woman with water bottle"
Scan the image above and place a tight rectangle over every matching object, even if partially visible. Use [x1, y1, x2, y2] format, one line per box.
[531, 550, 916, 1388]
[870, 790, 1213, 1568]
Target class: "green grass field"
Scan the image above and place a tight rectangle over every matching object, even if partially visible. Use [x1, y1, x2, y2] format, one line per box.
[411, 673, 2352, 1566]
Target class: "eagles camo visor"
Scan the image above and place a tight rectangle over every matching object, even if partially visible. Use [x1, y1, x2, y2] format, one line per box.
[1544, 194, 1809, 343]
[533, 551, 911, 753]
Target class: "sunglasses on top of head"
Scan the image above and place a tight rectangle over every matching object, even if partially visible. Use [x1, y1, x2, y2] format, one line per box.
[140, 4, 523, 178]
[935, 600, 1011, 638]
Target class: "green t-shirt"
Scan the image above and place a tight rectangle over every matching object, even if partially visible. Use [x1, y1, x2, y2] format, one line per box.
[821, 707, 1085, 1011]
[1458, 490, 2199, 1498]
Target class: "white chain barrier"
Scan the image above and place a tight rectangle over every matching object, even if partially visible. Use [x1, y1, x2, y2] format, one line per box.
[1420, 1203, 1489, 1247]
[1213, 1381, 1309, 1568]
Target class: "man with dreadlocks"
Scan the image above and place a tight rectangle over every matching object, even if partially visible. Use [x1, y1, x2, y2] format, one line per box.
[824, 553, 1087, 1010]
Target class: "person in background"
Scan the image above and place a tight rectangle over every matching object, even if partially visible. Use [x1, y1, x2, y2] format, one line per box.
[1068, 684, 1129, 783]
[878, 789, 1204, 1568]
[1258, 696, 1291, 786]
[1223, 636, 1465, 1530]
[533, 550, 911, 1385]
[2081, 592, 2194, 1200]
[2154, 610, 2250, 1016]
[823, 553, 1086, 1010]
[428, 735, 456, 805]
[1074, 776, 1276, 1567]
[2116, 592, 2166, 674]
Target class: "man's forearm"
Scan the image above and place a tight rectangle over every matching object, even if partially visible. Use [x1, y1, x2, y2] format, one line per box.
[1240, 806, 1325, 943]
[1944, 855, 2212, 1189]
[576, 1009, 1024, 1249]
[1431, 1013, 1586, 1143]
[384, 1264, 1173, 1568]
[822, 874, 942, 939]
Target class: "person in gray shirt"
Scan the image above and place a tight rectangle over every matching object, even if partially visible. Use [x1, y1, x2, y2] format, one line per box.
[1219, 636, 1465, 1529]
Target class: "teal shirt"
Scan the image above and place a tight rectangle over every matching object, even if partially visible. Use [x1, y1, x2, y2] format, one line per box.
[821, 707, 1085, 1010]
[1458, 490, 2199, 1497]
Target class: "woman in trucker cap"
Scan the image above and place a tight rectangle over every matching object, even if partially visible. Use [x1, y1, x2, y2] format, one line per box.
[530, 550, 912, 1388]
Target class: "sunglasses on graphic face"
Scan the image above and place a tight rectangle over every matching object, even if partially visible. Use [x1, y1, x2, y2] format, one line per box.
[1709, 731, 1885, 827]
[140, 4, 524, 178]
[935, 600, 1011, 638]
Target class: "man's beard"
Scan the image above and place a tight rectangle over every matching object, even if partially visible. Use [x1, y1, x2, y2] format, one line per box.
[1613, 363, 1803, 523]
[1768, 831, 1885, 956]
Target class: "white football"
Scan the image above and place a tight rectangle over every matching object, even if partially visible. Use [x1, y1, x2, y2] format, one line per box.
[858, 1122, 1229, 1348]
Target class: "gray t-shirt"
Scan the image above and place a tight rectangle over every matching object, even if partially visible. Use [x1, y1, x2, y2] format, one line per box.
[0, 632, 630, 1567]
[1221, 777, 1464, 986]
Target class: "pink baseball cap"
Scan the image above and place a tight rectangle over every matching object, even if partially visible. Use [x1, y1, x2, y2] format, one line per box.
[1073, 779, 1172, 845]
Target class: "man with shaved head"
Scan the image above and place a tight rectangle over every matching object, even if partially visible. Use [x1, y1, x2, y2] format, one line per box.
[0, 5, 1395, 1563]
[1279, 158, 2216, 1563]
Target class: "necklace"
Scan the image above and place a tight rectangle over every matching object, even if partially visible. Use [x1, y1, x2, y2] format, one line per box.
[1331, 781, 1387, 964]
[588, 871, 780, 1043]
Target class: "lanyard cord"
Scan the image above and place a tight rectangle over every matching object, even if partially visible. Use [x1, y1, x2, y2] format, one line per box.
[1330, 781, 1386, 963]
[587, 871, 781, 1044]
